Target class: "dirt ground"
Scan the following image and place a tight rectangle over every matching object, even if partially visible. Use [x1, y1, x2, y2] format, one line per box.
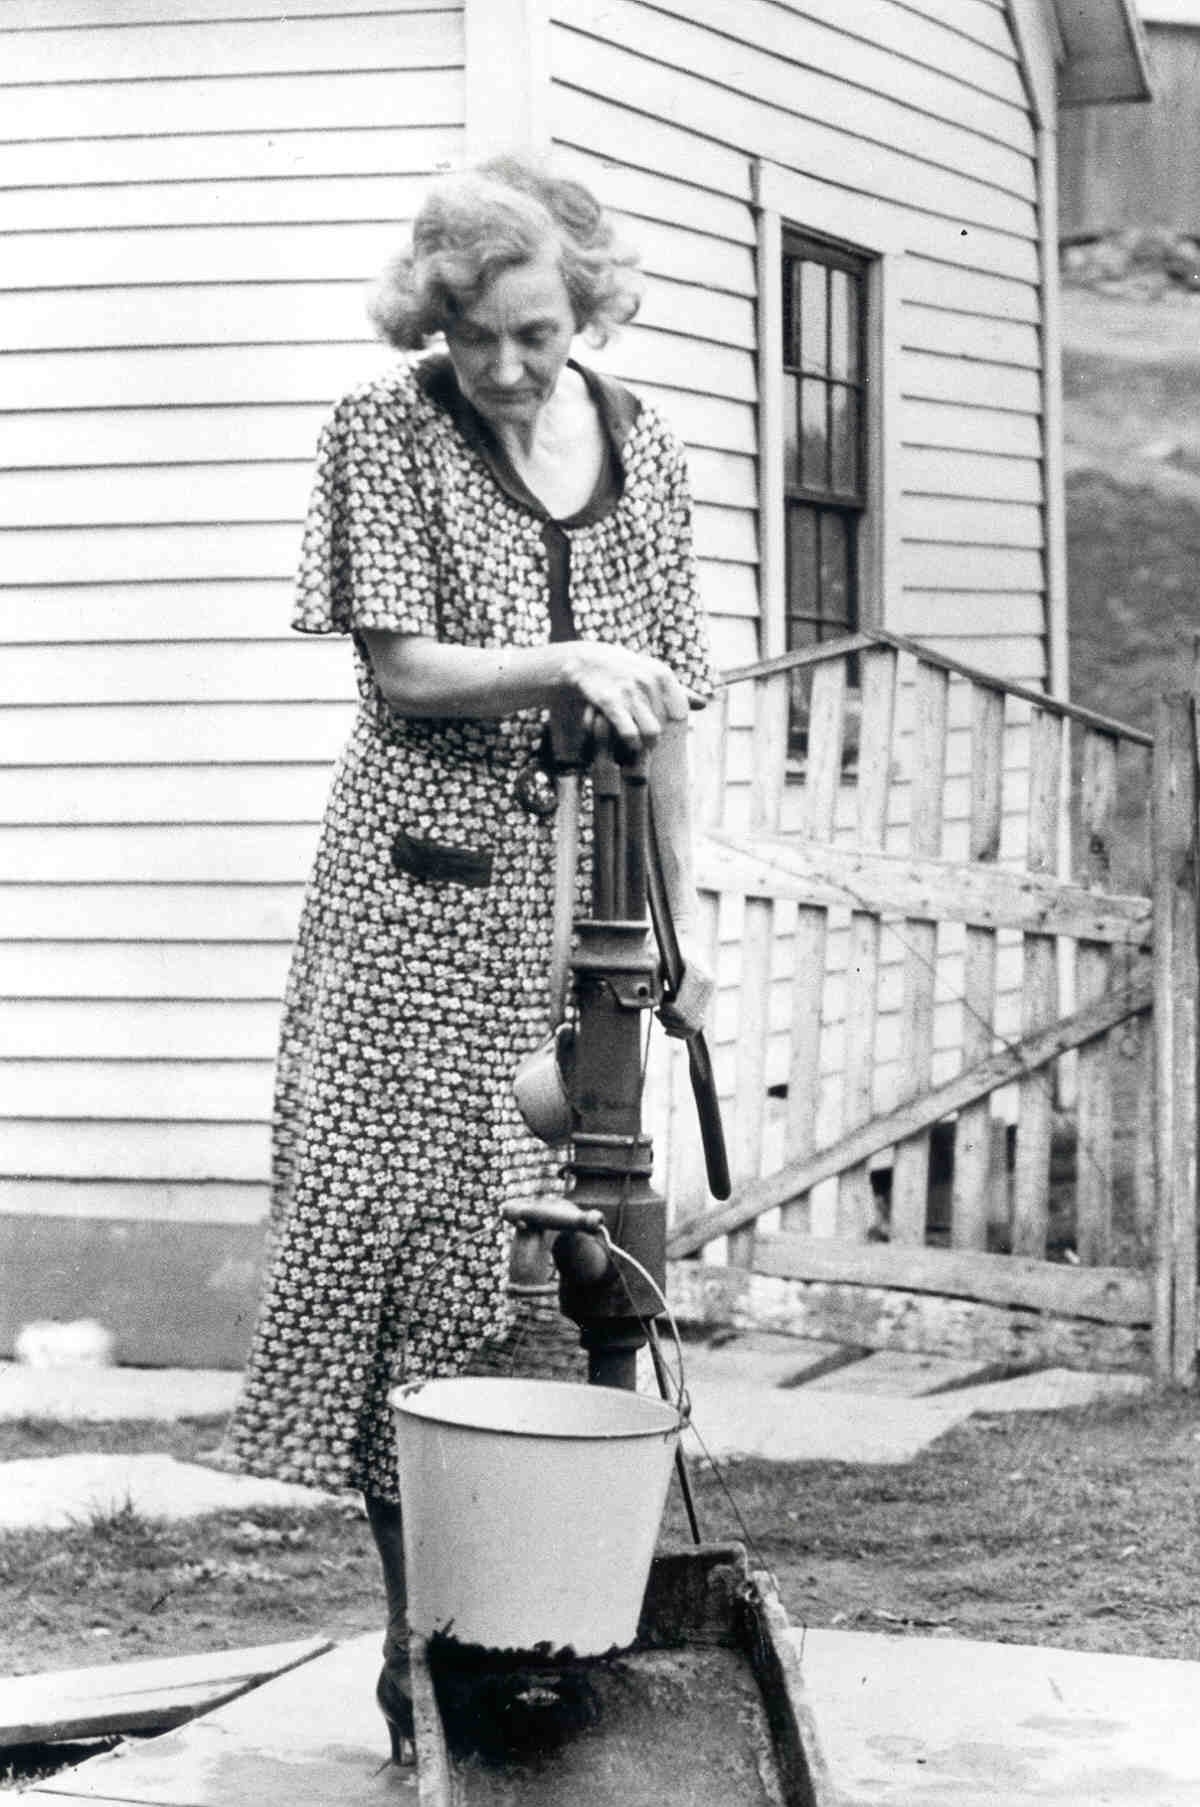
[1062, 285, 1200, 747]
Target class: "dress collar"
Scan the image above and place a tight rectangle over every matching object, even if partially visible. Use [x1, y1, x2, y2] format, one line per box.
[415, 351, 640, 528]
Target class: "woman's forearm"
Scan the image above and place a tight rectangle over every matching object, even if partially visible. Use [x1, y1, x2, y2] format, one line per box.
[361, 630, 692, 752]
[361, 630, 569, 718]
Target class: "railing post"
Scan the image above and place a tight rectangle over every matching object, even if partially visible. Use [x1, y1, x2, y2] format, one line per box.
[1151, 692, 1199, 1384]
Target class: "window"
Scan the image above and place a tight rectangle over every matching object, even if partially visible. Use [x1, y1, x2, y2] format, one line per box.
[754, 160, 903, 766]
[782, 236, 868, 751]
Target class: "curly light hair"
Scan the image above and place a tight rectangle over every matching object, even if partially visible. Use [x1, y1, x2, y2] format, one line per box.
[368, 154, 642, 350]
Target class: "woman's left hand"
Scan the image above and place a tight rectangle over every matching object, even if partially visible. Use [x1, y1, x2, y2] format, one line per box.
[658, 929, 715, 1040]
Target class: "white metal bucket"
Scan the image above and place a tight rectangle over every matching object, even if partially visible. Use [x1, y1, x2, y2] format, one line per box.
[390, 1375, 681, 1657]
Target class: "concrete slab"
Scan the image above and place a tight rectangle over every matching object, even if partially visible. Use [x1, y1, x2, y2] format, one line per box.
[802, 1351, 993, 1396]
[0, 1454, 339, 1532]
[791, 1626, 1200, 1805]
[683, 1379, 974, 1465]
[0, 1363, 240, 1423]
[680, 1335, 854, 1389]
[943, 1366, 1153, 1416]
[27, 1633, 409, 1806]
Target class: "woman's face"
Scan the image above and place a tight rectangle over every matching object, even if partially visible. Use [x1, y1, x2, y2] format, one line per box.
[444, 248, 577, 433]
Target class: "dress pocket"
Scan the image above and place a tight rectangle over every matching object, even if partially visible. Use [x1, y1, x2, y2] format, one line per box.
[390, 825, 494, 890]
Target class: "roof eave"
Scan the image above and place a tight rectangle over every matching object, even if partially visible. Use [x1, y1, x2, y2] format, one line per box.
[1053, 0, 1154, 107]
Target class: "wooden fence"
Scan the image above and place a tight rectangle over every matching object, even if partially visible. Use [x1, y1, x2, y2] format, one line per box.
[661, 631, 1199, 1382]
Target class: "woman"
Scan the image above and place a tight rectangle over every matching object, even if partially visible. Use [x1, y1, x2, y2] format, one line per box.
[221, 154, 718, 1761]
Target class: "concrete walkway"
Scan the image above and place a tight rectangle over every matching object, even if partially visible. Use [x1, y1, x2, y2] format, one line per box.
[24, 1620, 1200, 1806]
[792, 1625, 1200, 1805]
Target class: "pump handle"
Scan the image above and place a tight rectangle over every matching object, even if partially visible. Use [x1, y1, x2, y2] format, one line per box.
[646, 806, 732, 1202]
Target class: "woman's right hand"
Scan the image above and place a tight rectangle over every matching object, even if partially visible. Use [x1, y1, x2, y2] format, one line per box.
[560, 640, 690, 753]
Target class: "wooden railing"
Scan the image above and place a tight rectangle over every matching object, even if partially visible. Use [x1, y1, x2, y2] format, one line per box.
[660, 630, 1198, 1380]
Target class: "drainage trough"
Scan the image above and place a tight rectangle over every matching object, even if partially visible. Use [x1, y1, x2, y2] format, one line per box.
[408, 1544, 830, 1807]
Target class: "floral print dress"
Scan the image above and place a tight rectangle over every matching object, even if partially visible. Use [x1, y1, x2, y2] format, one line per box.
[222, 353, 716, 1502]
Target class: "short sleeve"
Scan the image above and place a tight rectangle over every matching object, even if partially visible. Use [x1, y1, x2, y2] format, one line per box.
[292, 383, 441, 638]
[649, 427, 721, 706]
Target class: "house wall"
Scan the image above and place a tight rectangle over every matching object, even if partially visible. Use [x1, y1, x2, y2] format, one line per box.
[0, 0, 463, 1359]
[546, 0, 1052, 1195]
[548, 0, 1047, 809]
[1059, 24, 1200, 239]
[0, 0, 1060, 1348]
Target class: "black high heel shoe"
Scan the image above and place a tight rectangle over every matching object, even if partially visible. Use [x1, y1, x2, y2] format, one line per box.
[376, 1660, 416, 1766]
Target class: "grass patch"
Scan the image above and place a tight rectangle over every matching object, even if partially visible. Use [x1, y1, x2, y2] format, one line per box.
[0, 1417, 384, 1678]
[664, 1388, 1200, 1660]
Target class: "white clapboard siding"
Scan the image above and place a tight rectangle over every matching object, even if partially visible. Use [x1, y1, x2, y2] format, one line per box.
[3, 524, 313, 588]
[902, 545, 1044, 592]
[0, 999, 284, 1061]
[0, 286, 381, 355]
[905, 451, 1043, 504]
[607, 215, 757, 299]
[0, 173, 441, 236]
[0, 12, 461, 85]
[2, 343, 395, 413]
[901, 399, 1043, 459]
[0, 2, 466, 1226]
[1, 886, 304, 942]
[632, 386, 756, 455]
[4, 221, 428, 291]
[0, 765, 333, 827]
[0, 704, 355, 766]
[0, 467, 315, 531]
[556, 0, 1033, 201]
[0, 123, 460, 190]
[0, 0, 453, 23]
[0, 1179, 268, 1226]
[0, 69, 465, 143]
[0, 408, 331, 470]
[3, 1121, 270, 1183]
[895, 593, 1046, 637]
[3, 1062, 274, 1124]
[902, 305, 1041, 368]
[0, 641, 352, 705]
[0, 825, 322, 885]
[0, 586, 300, 642]
[903, 258, 1039, 322]
[0, 942, 292, 1001]
[903, 499, 1043, 549]
[551, 23, 1034, 234]
[898, 0, 1017, 59]
[769, 0, 1024, 105]
[903, 353, 1042, 415]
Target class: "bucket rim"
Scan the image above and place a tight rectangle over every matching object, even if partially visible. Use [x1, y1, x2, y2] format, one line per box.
[387, 1374, 683, 1440]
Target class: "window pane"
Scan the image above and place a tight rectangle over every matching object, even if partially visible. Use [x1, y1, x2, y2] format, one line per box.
[830, 385, 860, 495]
[786, 258, 804, 366]
[800, 379, 828, 489]
[783, 371, 800, 485]
[819, 512, 851, 632]
[829, 267, 859, 381]
[799, 260, 828, 375]
[786, 504, 819, 645]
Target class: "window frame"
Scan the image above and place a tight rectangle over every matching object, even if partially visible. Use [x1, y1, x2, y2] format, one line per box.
[781, 231, 870, 659]
[753, 159, 905, 674]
